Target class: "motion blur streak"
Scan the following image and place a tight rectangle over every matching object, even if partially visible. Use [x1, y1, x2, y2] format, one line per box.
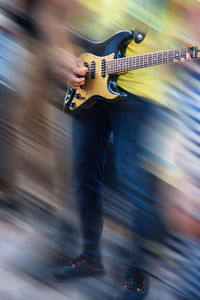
[0, 1, 199, 299]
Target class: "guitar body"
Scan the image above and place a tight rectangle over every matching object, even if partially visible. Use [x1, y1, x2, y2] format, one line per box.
[64, 30, 134, 112]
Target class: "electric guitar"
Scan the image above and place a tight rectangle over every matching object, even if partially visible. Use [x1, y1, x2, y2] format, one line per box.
[64, 30, 200, 113]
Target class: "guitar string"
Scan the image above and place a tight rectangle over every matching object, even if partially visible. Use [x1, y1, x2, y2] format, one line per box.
[84, 48, 191, 69]
[99, 50, 193, 71]
[88, 47, 197, 65]
[82, 48, 196, 76]
[97, 47, 195, 65]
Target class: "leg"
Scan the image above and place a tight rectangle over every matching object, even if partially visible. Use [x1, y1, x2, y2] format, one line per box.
[53, 104, 110, 280]
[106, 92, 169, 298]
[72, 103, 111, 263]
[107, 93, 167, 247]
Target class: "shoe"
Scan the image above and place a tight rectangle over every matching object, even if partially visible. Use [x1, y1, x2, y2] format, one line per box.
[115, 269, 149, 300]
[53, 255, 105, 280]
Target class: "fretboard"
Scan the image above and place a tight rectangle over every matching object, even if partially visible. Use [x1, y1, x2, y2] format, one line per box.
[106, 47, 198, 75]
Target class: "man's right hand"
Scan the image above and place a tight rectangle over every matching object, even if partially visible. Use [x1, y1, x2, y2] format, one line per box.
[46, 47, 88, 89]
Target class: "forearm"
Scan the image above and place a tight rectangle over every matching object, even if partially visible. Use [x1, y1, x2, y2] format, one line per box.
[34, 0, 72, 48]
[32, 0, 87, 88]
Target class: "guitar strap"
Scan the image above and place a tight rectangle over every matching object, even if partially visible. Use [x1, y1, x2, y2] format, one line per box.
[134, 28, 147, 44]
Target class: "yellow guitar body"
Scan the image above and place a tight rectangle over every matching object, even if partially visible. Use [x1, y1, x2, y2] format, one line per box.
[68, 53, 116, 111]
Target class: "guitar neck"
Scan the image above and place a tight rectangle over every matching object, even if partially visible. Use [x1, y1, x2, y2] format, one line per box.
[106, 47, 199, 74]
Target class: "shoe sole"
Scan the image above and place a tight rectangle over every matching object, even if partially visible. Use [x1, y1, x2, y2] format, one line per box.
[54, 268, 106, 282]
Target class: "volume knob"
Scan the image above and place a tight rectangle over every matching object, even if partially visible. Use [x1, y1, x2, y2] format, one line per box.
[75, 93, 81, 99]
[70, 102, 76, 108]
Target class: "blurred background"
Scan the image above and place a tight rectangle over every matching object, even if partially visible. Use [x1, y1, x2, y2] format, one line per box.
[0, 0, 199, 299]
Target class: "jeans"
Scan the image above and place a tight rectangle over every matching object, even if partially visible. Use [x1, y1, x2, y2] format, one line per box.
[72, 90, 169, 264]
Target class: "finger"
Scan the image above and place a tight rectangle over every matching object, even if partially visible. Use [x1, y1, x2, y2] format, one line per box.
[76, 58, 86, 68]
[71, 85, 79, 89]
[68, 79, 85, 89]
[75, 67, 88, 76]
[71, 82, 85, 89]
[71, 77, 85, 85]
[186, 53, 191, 60]
[71, 85, 83, 90]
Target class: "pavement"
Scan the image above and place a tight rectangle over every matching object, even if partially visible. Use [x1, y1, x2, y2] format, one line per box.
[0, 206, 182, 300]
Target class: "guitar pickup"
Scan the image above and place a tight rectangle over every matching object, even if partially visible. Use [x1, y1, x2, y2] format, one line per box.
[84, 62, 89, 80]
[91, 61, 96, 79]
[101, 59, 106, 77]
[80, 62, 89, 89]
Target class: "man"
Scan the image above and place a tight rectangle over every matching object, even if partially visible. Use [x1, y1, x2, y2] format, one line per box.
[53, 1, 192, 299]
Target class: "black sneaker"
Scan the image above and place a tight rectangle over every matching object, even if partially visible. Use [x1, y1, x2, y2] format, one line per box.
[53, 255, 105, 280]
[115, 269, 149, 300]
